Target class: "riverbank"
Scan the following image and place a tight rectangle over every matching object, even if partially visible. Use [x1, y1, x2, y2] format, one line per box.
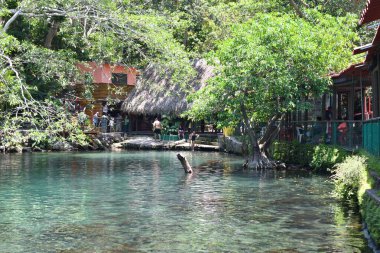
[270, 140, 380, 251]
[0, 133, 221, 153]
[0, 132, 124, 153]
[116, 136, 220, 151]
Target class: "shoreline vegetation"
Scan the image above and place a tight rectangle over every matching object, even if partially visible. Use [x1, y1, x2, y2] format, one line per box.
[0, 131, 221, 153]
[272, 141, 380, 249]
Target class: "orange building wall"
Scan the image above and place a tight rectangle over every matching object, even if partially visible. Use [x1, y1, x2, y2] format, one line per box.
[75, 62, 139, 120]
[77, 62, 139, 85]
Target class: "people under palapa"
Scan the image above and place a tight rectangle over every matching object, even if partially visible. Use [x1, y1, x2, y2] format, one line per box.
[78, 108, 87, 130]
[123, 115, 130, 137]
[109, 117, 115, 132]
[93, 112, 99, 127]
[178, 125, 185, 140]
[325, 106, 332, 143]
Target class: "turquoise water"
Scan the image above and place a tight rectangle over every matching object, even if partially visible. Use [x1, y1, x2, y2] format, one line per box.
[0, 151, 372, 252]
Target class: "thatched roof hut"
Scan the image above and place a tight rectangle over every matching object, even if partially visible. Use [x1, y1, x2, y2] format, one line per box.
[121, 59, 214, 116]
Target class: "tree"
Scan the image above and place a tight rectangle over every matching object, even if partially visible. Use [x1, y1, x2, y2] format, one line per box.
[0, 0, 194, 149]
[186, 11, 359, 169]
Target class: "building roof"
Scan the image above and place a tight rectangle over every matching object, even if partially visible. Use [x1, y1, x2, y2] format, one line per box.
[353, 43, 374, 54]
[352, 28, 380, 67]
[353, 28, 380, 54]
[121, 59, 214, 116]
[359, 0, 380, 25]
[330, 63, 368, 79]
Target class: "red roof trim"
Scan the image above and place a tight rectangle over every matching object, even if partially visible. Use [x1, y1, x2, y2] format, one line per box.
[353, 43, 373, 55]
[355, 28, 380, 64]
[330, 63, 368, 79]
[359, 0, 380, 25]
[372, 27, 380, 45]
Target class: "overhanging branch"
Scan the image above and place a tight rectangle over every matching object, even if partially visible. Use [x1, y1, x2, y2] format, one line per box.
[3, 9, 22, 32]
[289, 0, 306, 19]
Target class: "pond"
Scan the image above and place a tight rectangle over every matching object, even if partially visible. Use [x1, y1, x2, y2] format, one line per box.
[0, 151, 373, 252]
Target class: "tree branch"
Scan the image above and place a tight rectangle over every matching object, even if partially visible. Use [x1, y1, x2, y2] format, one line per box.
[289, 0, 306, 19]
[3, 9, 22, 32]
[0, 53, 30, 104]
[299, 0, 309, 8]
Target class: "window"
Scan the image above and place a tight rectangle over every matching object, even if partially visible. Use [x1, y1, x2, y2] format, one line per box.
[112, 73, 128, 85]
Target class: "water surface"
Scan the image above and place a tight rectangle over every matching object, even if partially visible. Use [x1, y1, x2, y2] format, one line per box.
[0, 151, 372, 252]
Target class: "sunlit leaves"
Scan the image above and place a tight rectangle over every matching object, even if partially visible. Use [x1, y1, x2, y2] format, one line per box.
[187, 11, 358, 129]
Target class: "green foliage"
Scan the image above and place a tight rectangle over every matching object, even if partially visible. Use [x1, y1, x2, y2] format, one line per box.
[271, 141, 314, 166]
[359, 149, 380, 175]
[271, 141, 347, 172]
[186, 11, 358, 129]
[0, 100, 89, 150]
[307, 0, 365, 17]
[329, 150, 380, 246]
[332, 155, 371, 203]
[328, 150, 380, 247]
[0, 0, 196, 148]
[19, 43, 80, 99]
[310, 144, 347, 172]
[362, 193, 380, 246]
[0, 0, 368, 152]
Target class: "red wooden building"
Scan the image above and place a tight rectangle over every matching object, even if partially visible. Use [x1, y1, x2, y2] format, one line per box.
[320, 0, 380, 151]
[75, 62, 139, 119]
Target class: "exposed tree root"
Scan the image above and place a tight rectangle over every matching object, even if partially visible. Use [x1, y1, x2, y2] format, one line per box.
[246, 154, 286, 170]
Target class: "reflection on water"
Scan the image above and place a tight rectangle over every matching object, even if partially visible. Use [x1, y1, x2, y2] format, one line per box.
[0, 151, 372, 252]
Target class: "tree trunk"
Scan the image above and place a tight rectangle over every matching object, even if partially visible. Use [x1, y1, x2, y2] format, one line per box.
[289, 0, 306, 19]
[44, 19, 60, 49]
[240, 101, 278, 169]
[259, 113, 285, 157]
[183, 30, 188, 48]
[177, 153, 193, 173]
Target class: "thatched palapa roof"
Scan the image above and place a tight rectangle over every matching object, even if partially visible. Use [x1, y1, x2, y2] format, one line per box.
[121, 59, 214, 116]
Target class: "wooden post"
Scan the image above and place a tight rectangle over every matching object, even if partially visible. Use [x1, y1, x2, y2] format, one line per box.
[177, 153, 193, 174]
[332, 90, 337, 120]
[349, 74, 355, 120]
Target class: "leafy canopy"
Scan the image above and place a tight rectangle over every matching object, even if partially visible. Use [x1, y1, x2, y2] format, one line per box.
[186, 11, 359, 127]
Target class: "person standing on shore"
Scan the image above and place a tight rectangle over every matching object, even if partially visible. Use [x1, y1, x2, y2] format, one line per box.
[325, 106, 332, 143]
[93, 112, 99, 127]
[189, 131, 198, 151]
[123, 115, 130, 137]
[152, 118, 162, 140]
[101, 114, 108, 133]
[178, 125, 185, 140]
[109, 117, 115, 132]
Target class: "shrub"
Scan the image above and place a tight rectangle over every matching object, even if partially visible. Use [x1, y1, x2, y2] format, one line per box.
[0, 101, 89, 151]
[271, 141, 346, 172]
[310, 144, 347, 172]
[359, 149, 380, 175]
[362, 193, 380, 245]
[331, 155, 371, 203]
[271, 141, 313, 166]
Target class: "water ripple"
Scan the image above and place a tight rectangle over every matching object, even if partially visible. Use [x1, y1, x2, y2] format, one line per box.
[0, 151, 373, 252]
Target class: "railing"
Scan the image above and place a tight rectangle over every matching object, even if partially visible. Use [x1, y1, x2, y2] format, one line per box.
[363, 117, 380, 156]
[276, 120, 363, 151]
[161, 134, 182, 142]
